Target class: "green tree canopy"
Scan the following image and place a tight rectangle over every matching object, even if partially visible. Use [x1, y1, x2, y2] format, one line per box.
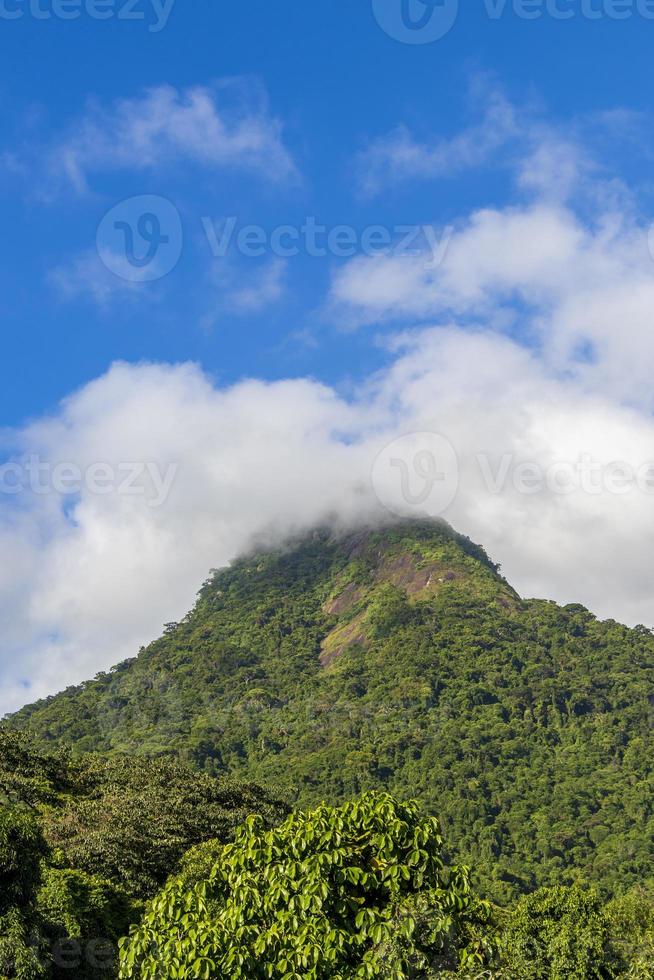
[0, 732, 289, 978]
[0, 808, 47, 913]
[498, 884, 616, 979]
[118, 792, 494, 979]
[0, 808, 48, 979]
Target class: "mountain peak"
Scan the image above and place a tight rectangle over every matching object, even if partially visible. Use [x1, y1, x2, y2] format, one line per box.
[8, 516, 654, 903]
[222, 518, 512, 668]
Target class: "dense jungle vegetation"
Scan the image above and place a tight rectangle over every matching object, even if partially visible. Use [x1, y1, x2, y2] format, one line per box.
[2, 738, 654, 978]
[5, 518, 654, 976]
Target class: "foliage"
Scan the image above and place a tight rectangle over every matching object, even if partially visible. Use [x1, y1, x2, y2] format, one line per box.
[37, 867, 136, 978]
[0, 907, 47, 980]
[603, 889, 654, 978]
[497, 884, 616, 978]
[0, 731, 67, 809]
[0, 809, 47, 913]
[9, 519, 654, 904]
[0, 733, 287, 900]
[0, 810, 48, 980]
[8, 519, 654, 975]
[2, 742, 654, 977]
[118, 792, 494, 979]
[0, 733, 288, 978]
[374, 888, 500, 978]
[41, 754, 289, 898]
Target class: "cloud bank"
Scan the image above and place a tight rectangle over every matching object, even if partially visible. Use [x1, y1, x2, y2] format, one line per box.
[3, 83, 654, 715]
[3, 323, 654, 715]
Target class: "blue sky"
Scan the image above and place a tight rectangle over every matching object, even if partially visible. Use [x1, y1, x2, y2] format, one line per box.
[4, 0, 654, 711]
[2, 1, 654, 424]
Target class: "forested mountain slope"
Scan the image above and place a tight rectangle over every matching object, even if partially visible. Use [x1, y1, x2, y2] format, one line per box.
[8, 519, 654, 904]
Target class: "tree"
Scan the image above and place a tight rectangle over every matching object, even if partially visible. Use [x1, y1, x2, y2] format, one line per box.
[43, 755, 289, 899]
[119, 792, 494, 979]
[0, 808, 47, 913]
[498, 884, 617, 979]
[0, 732, 289, 978]
[0, 808, 49, 979]
[0, 732, 65, 810]
[37, 867, 136, 979]
[604, 888, 654, 979]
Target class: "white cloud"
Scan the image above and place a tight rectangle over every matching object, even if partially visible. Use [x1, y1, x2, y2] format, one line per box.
[4, 331, 654, 714]
[40, 80, 297, 196]
[331, 199, 654, 408]
[357, 82, 519, 195]
[348, 80, 646, 394]
[355, 79, 599, 204]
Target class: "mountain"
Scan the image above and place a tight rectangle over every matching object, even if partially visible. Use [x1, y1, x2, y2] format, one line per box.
[7, 518, 654, 904]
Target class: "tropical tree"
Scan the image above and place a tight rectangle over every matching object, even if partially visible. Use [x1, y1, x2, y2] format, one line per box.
[498, 884, 617, 979]
[0, 808, 48, 979]
[119, 792, 495, 979]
